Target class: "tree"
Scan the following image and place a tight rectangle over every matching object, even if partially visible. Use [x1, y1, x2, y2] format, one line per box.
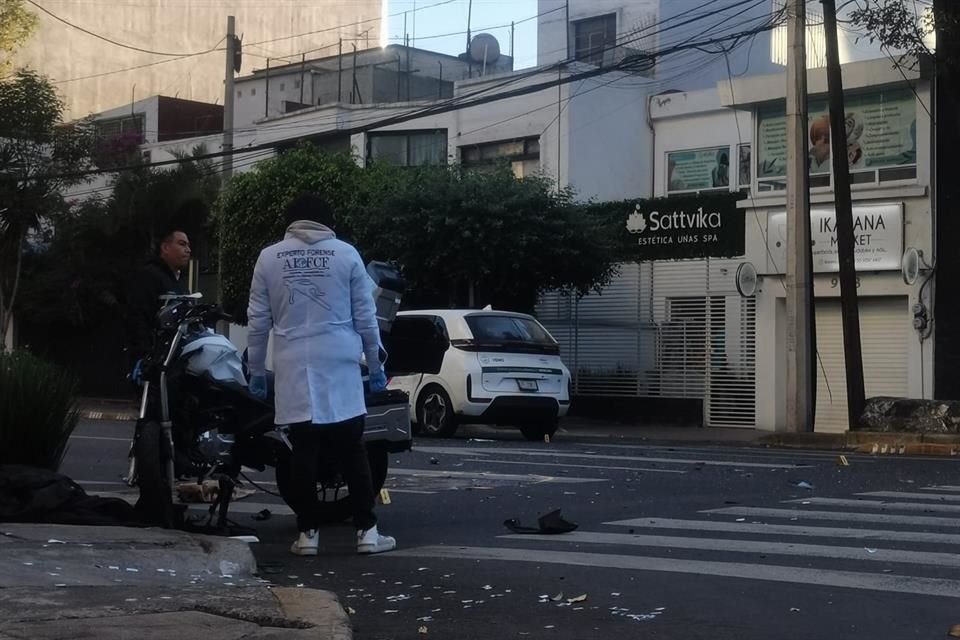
[0, 70, 93, 350]
[850, 0, 957, 68]
[0, 0, 36, 75]
[217, 144, 621, 323]
[851, 0, 960, 399]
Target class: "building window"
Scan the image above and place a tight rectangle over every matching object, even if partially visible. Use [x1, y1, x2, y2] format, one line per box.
[294, 80, 301, 89]
[573, 13, 616, 65]
[368, 130, 447, 166]
[666, 147, 731, 194]
[756, 88, 918, 192]
[251, 87, 257, 96]
[94, 114, 145, 145]
[461, 137, 540, 178]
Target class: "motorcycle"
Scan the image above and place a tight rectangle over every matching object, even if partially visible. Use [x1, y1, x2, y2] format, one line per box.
[126, 262, 446, 532]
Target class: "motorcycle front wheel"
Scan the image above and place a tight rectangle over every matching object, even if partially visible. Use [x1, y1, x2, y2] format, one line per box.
[274, 444, 389, 525]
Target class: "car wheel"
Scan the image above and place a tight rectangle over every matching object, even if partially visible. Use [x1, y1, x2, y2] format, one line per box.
[416, 385, 458, 438]
[520, 421, 558, 442]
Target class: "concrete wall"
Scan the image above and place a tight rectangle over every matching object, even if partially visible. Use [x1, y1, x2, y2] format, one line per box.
[15, 0, 381, 120]
[537, 0, 659, 66]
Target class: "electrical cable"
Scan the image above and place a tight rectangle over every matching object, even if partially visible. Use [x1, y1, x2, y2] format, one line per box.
[28, 12, 786, 181]
[26, 0, 225, 57]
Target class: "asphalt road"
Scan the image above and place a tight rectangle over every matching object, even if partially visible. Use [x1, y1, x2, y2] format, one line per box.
[64, 420, 960, 640]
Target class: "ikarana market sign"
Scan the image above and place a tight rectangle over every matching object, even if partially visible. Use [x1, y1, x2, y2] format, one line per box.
[620, 194, 745, 260]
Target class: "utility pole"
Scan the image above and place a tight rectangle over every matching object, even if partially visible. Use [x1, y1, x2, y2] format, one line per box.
[220, 15, 237, 313]
[784, 0, 815, 432]
[299, 53, 306, 105]
[822, 0, 865, 428]
[338, 39, 343, 103]
[264, 58, 270, 119]
[223, 15, 236, 183]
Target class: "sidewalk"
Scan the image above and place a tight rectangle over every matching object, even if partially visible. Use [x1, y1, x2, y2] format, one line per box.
[0, 523, 351, 640]
[78, 397, 960, 456]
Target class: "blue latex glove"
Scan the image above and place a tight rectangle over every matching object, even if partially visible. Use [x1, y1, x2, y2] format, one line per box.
[130, 359, 144, 387]
[249, 374, 268, 401]
[369, 370, 388, 392]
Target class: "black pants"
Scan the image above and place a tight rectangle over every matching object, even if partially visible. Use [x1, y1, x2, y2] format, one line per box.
[288, 416, 377, 533]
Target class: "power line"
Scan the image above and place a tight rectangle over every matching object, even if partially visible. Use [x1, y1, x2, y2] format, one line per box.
[26, 0, 225, 57]
[245, 0, 459, 48]
[31, 18, 785, 183]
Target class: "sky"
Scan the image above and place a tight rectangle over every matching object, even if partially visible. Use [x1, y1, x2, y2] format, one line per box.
[386, 0, 539, 69]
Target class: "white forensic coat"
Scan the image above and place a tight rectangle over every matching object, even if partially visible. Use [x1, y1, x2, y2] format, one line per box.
[246, 221, 382, 426]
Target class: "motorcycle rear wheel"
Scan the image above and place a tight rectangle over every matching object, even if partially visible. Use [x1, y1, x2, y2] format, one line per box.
[274, 444, 389, 525]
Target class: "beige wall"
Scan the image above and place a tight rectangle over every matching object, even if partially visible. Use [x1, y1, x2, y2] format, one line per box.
[15, 0, 381, 120]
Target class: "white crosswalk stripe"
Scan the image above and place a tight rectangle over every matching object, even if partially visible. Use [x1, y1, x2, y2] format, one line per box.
[785, 496, 960, 514]
[395, 482, 960, 599]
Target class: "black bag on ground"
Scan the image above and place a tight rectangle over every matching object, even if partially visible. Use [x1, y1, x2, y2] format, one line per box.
[0, 465, 141, 526]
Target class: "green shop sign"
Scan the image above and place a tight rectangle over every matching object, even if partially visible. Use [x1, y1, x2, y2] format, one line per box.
[757, 88, 917, 178]
[617, 193, 745, 261]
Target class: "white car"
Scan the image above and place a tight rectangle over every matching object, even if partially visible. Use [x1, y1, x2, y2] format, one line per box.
[387, 309, 572, 441]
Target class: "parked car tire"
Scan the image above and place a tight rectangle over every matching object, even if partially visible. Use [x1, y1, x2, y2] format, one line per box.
[519, 420, 558, 442]
[275, 444, 389, 525]
[416, 384, 458, 438]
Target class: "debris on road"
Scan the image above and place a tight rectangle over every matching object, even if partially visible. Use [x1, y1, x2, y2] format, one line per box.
[567, 594, 588, 603]
[837, 455, 850, 466]
[790, 608, 800, 613]
[504, 509, 578, 535]
[253, 509, 271, 521]
[794, 481, 815, 490]
[419, 626, 429, 634]
[379, 489, 392, 505]
[429, 457, 439, 465]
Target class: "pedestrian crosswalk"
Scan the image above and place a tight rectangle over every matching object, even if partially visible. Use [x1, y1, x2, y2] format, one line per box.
[394, 483, 960, 599]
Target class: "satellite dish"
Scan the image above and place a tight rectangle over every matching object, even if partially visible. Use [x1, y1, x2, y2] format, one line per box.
[469, 33, 501, 64]
[736, 262, 758, 298]
[901, 247, 921, 285]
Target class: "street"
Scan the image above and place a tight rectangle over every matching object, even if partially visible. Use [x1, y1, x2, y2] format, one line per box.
[64, 419, 960, 640]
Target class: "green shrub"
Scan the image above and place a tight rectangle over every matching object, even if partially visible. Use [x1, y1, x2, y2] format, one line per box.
[0, 350, 80, 470]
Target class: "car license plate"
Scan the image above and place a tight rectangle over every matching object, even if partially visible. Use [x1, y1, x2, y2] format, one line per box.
[517, 379, 538, 391]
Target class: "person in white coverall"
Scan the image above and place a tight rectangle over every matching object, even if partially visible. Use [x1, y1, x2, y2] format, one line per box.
[245, 193, 395, 556]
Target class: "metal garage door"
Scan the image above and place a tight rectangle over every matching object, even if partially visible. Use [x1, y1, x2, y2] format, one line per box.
[814, 297, 909, 433]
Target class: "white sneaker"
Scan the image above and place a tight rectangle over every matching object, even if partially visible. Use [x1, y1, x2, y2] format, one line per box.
[290, 529, 319, 556]
[357, 525, 396, 554]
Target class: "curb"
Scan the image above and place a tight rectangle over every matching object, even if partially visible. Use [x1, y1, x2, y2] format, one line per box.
[759, 431, 960, 456]
[80, 409, 137, 422]
[272, 587, 353, 640]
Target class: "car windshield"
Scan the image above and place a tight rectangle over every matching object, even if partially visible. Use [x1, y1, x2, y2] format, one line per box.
[464, 314, 557, 351]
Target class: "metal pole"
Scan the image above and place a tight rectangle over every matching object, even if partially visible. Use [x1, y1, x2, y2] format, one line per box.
[822, 0, 865, 428]
[565, 0, 570, 58]
[351, 44, 359, 104]
[437, 61, 443, 98]
[264, 58, 270, 118]
[405, 34, 411, 99]
[397, 55, 402, 101]
[221, 15, 235, 309]
[510, 21, 515, 66]
[557, 65, 562, 185]
[299, 53, 306, 105]
[338, 39, 343, 102]
[785, 0, 815, 433]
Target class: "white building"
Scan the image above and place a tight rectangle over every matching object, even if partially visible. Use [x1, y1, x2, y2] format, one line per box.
[537, 56, 930, 433]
